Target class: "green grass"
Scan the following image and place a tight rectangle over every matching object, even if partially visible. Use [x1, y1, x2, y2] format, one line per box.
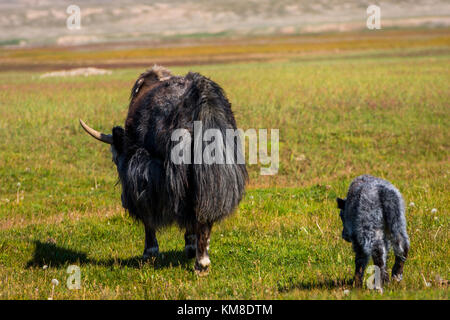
[0, 44, 449, 299]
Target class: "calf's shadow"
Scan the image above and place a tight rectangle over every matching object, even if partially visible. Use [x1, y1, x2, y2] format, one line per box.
[278, 278, 354, 292]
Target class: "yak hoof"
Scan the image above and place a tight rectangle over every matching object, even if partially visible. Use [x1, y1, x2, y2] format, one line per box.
[185, 245, 196, 259]
[142, 247, 159, 260]
[194, 257, 211, 276]
[392, 274, 403, 282]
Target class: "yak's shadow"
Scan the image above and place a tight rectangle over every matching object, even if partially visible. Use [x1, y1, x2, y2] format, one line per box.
[26, 240, 191, 270]
[26, 241, 89, 268]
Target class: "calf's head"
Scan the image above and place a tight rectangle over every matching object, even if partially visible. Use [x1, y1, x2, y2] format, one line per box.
[336, 197, 352, 242]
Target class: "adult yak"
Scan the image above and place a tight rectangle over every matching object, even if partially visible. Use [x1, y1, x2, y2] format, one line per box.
[80, 66, 247, 274]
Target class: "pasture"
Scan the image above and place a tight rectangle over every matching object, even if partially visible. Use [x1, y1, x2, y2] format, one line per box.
[0, 30, 449, 299]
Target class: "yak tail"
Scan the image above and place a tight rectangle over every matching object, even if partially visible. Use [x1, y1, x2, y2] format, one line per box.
[184, 72, 248, 223]
[379, 186, 410, 257]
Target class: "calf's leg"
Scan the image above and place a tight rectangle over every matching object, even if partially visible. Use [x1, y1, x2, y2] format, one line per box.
[392, 236, 409, 282]
[353, 242, 369, 288]
[372, 241, 390, 287]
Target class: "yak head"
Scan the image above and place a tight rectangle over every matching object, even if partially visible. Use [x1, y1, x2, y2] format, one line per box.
[79, 66, 173, 210]
[79, 65, 173, 165]
[79, 119, 125, 166]
[79, 119, 127, 208]
[130, 65, 172, 103]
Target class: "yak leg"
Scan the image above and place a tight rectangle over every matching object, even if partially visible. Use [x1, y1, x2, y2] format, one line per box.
[143, 224, 159, 260]
[194, 222, 212, 274]
[184, 224, 197, 259]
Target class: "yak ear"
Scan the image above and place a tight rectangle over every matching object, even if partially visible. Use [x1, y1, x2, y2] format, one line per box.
[112, 126, 125, 153]
[336, 197, 346, 210]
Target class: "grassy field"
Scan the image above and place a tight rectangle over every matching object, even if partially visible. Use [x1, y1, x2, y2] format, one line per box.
[0, 31, 449, 299]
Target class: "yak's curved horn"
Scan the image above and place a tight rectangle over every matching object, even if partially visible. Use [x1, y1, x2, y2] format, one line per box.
[79, 119, 113, 144]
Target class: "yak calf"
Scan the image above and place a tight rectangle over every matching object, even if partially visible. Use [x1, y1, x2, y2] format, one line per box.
[337, 175, 410, 288]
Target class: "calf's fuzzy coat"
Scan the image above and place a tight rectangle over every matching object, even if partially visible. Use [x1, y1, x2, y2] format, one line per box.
[337, 175, 410, 288]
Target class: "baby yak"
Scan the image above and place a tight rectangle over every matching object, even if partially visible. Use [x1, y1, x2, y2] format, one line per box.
[337, 175, 410, 288]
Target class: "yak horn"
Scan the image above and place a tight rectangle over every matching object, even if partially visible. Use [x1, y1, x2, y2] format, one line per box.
[79, 119, 113, 144]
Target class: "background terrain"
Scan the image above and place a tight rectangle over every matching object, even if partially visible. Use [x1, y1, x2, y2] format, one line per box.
[1, 0, 450, 47]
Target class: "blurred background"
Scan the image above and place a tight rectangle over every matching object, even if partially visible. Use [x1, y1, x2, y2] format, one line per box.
[0, 0, 449, 71]
[1, 0, 449, 46]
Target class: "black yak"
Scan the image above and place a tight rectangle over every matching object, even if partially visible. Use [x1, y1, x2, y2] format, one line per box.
[80, 66, 247, 274]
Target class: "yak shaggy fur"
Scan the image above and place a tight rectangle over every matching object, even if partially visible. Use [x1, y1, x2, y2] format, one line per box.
[337, 175, 410, 287]
[110, 66, 247, 269]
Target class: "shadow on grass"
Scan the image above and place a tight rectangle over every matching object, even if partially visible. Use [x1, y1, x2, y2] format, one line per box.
[26, 240, 192, 271]
[278, 278, 354, 292]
